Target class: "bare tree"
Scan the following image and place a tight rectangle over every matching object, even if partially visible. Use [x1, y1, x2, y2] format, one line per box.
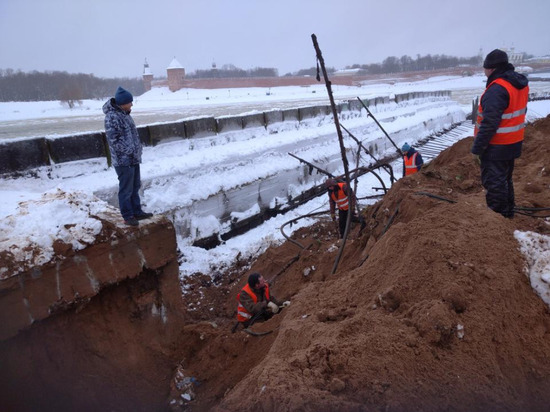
[59, 82, 83, 109]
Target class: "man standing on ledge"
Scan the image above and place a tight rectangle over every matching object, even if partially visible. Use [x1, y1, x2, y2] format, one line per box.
[103, 86, 153, 226]
[471, 49, 529, 218]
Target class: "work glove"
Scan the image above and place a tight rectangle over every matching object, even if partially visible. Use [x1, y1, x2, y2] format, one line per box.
[472, 154, 481, 165]
[267, 301, 279, 314]
[331, 213, 336, 221]
[282, 301, 291, 308]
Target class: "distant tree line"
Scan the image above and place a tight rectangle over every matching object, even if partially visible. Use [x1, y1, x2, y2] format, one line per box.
[0, 53, 483, 102]
[344, 54, 483, 74]
[0, 69, 144, 103]
[188, 64, 278, 79]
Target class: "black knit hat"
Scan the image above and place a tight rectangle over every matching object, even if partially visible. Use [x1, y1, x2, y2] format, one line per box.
[483, 49, 509, 69]
[247, 273, 261, 288]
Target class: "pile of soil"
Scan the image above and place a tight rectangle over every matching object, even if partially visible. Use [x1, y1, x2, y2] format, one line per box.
[2, 116, 549, 412]
[177, 115, 550, 411]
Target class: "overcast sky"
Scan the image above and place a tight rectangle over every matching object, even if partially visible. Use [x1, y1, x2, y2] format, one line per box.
[1, 0, 548, 79]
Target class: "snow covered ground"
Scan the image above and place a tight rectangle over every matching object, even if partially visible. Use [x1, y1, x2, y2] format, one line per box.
[0, 74, 489, 127]
[3, 71, 548, 141]
[1, 73, 549, 306]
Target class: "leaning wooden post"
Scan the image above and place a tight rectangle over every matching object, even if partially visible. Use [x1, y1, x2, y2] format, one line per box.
[311, 33, 352, 275]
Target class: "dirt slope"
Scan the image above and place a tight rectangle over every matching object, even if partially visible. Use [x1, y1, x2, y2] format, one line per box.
[177, 116, 550, 411]
[3, 117, 548, 411]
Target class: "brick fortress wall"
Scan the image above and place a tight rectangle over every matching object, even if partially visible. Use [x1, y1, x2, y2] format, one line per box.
[148, 67, 478, 91]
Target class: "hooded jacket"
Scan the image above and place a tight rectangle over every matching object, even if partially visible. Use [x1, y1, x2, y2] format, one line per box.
[402, 147, 423, 177]
[471, 64, 529, 160]
[103, 98, 142, 167]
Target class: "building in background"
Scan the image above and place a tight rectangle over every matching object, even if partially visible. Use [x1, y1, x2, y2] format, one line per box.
[142, 59, 154, 92]
[142, 57, 186, 92]
[502, 47, 523, 65]
[166, 57, 185, 92]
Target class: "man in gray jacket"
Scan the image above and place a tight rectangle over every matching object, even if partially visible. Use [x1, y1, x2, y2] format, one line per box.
[103, 87, 152, 226]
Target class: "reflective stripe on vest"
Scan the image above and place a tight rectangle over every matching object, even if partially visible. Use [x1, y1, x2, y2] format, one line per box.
[330, 183, 349, 210]
[404, 152, 418, 176]
[237, 305, 252, 320]
[474, 78, 529, 145]
[236, 283, 270, 322]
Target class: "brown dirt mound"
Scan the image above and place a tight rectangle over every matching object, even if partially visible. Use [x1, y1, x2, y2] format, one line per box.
[177, 115, 550, 411]
[3, 116, 549, 411]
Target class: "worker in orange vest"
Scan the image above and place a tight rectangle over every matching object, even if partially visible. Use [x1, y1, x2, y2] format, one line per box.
[326, 178, 363, 239]
[472, 49, 529, 218]
[236, 273, 289, 328]
[401, 142, 423, 177]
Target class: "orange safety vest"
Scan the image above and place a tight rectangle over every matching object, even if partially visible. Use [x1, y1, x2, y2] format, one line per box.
[236, 283, 270, 322]
[474, 78, 529, 145]
[330, 183, 349, 211]
[404, 152, 419, 176]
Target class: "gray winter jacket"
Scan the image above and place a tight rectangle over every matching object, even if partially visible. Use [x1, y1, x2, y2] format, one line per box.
[103, 98, 142, 167]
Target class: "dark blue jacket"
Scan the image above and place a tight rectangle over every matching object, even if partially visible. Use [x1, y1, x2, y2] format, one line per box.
[402, 148, 423, 177]
[103, 98, 142, 167]
[471, 64, 529, 160]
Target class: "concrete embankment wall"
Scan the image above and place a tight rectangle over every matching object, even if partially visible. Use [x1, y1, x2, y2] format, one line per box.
[0, 91, 451, 175]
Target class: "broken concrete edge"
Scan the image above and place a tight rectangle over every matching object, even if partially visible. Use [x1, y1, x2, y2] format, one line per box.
[0, 216, 178, 342]
[0, 91, 451, 175]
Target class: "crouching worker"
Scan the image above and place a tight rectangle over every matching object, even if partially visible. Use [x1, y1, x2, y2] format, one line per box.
[236, 273, 290, 329]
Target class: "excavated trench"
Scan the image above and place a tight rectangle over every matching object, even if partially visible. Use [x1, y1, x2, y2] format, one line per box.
[0, 116, 473, 412]
[5, 94, 548, 410]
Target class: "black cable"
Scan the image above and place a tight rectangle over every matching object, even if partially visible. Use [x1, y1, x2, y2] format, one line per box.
[382, 201, 401, 235]
[514, 210, 550, 218]
[414, 191, 457, 204]
[357, 194, 385, 200]
[280, 210, 330, 249]
[412, 193, 549, 218]
[514, 206, 550, 211]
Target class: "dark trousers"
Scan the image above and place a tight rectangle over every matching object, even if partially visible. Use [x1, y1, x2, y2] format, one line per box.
[480, 158, 515, 218]
[338, 209, 362, 238]
[114, 164, 143, 220]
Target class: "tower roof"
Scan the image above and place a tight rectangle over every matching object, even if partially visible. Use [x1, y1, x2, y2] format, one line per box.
[143, 58, 153, 75]
[167, 57, 184, 70]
